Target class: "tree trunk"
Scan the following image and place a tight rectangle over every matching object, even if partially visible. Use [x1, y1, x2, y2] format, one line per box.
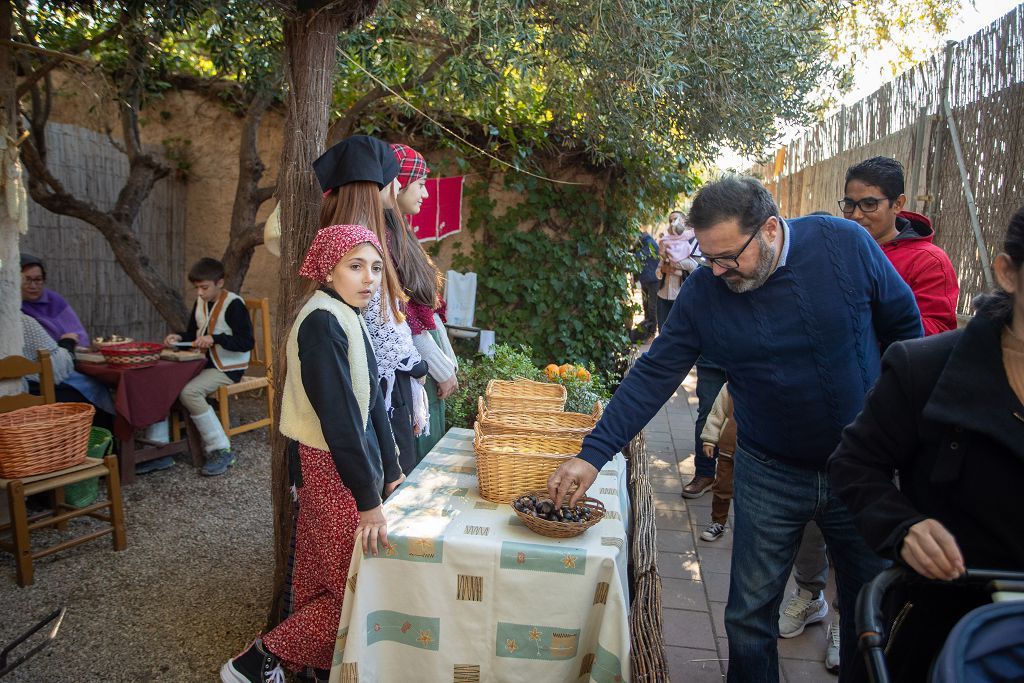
[221, 90, 276, 292]
[0, 0, 24, 396]
[266, 7, 350, 629]
[19, 138, 189, 331]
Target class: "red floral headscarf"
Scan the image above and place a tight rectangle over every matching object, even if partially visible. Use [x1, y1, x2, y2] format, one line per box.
[299, 224, 384, 284]
[390, 143, 430, 189]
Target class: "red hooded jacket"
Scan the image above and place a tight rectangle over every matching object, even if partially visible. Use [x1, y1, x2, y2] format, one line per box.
[882, 211, 960, 336]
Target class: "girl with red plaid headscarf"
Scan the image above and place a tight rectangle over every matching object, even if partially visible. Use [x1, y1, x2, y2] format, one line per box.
[221, 224, 405, 683]
[383, 143, 460, 462]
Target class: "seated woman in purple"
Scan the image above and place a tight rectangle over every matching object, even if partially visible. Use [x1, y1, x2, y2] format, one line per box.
[21, 253, 114, 416]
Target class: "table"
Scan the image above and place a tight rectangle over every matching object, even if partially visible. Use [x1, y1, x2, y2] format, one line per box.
[76, 358, 205, 485]
[329, 428, 631, 683]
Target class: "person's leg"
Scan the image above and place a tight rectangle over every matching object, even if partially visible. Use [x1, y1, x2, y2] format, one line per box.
[726, 446, 816, 683]
[181, 369, 235, 475]
[779, 521, 830, 637]
[816, 478, 889, 683]
[642, 280, 659, 329]
[701, 452, 733, 542]
[656, 295, 673, 334]
[684, 360, 727, 496]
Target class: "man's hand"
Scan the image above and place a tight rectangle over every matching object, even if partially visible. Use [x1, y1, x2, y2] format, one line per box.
[384, 473, 406, 498]
[437, 375, 458, 399]
[900, 518, 965, 581]
[163, 334, 182, 347]
[702, 444, 715, 458]
[547, 457, 599, 508]
[194, 334, 215, 349]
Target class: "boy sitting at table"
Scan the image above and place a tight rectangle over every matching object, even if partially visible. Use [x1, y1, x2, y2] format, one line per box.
[142, 257, 254, 476]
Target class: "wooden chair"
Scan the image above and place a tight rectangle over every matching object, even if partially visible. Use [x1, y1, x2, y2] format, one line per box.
[0, 351, 127, 586]
[171, 297, 274, 443]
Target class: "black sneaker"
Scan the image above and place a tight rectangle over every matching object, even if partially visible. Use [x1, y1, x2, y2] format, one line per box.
[202, 449, 236, 477]
[220, 638, 283, 683]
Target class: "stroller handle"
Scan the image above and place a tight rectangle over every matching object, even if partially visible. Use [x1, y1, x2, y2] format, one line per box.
[855, 565, 1024, 683]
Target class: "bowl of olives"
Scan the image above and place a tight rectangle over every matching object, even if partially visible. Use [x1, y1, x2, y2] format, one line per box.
[511, 491, 606, 538]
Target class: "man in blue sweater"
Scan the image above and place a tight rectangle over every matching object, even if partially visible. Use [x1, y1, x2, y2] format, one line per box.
[549, 176, 922, 682]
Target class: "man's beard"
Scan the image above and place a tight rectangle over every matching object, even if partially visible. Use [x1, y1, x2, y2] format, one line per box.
[722, 234, 776, 293]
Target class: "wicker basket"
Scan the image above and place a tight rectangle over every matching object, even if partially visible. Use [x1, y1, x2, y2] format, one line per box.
[0, 403, 95, 478]
[484, 378, 566, 412]
[511, 491, 606, 538]
[473, 424, 583, 503]
[476, 396, 602, 438]
[99, 341, 163, 369]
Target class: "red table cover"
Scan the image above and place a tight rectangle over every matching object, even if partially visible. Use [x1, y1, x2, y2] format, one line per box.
[77, 359, 205, 429]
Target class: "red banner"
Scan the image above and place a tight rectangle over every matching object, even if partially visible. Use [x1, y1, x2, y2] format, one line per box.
[410, 176, 464, 242]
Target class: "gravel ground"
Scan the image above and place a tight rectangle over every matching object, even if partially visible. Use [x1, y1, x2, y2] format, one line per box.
[0, 396, 275, 682]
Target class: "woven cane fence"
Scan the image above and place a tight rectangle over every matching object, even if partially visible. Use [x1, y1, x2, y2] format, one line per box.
[21, 122, 186, 341]
[751, 5, 1024, 315]
[624, 348, 670, 681]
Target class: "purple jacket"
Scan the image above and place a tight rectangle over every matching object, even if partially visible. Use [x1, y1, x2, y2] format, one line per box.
[22, 289, 88, 342]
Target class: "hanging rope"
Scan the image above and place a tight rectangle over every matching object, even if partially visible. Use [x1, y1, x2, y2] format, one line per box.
[337, 48, 585, 186]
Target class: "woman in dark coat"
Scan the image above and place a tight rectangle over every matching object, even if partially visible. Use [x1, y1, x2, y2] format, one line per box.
[828, 206, 1024, 680]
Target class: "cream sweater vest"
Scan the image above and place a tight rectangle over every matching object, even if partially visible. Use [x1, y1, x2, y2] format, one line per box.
[279, 291, 372, 450]
[195, 290, 251, 372]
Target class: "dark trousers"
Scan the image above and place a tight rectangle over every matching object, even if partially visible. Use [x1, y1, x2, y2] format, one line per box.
[694, 360, 727, 479]
[640, 280, 660, 327]
[656, 296, 674, 334]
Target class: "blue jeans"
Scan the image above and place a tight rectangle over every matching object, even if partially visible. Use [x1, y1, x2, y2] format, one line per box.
[693, 360, 727, 478]
[725, 445, 888, 682]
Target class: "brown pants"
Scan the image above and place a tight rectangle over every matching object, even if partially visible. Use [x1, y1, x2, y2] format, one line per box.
[711, 452, 734, 524]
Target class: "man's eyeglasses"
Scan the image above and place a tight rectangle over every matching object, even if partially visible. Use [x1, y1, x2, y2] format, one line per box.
[22, 276, 45, 285]
[696, 221, 765, 270]
[838, 197, 890, 214]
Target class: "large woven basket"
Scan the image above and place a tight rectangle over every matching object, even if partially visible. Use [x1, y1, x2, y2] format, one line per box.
[99, 341, 163, 369]
[0, 403, 94, 478]
[473, 424, 583, 503]
[476, 396, 602, 438]
[484, 378, 566, 412]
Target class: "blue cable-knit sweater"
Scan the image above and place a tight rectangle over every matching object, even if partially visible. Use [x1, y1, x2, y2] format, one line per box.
[580, 215, 924, 471]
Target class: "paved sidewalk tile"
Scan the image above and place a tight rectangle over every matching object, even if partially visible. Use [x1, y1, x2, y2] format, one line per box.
[663, 608, 716, 648]
[664, 646, 725, 682]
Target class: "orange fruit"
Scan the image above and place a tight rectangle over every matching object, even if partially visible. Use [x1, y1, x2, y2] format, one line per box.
[558, 363, 575, 378]
[544, 363, 560, 380]
[576, 368, 591, 382]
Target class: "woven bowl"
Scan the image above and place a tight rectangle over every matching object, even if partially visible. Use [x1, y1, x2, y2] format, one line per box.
[511, 491, 606, 538]
[0, 402, 94, 477]
[99, 341, 163, 369]
[476, 396, 601, 438]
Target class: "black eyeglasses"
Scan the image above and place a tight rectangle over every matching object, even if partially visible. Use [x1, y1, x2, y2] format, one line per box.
[696, 220, 765, 270]
[838, 197, 890, 214]
[23, 276, 44, 285]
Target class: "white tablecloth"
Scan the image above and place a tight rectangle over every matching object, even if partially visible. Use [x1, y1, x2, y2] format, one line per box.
[329, 427, 631, 683]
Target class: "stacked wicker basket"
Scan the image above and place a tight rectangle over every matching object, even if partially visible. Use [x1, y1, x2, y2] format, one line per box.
[472, 379, 602, 505]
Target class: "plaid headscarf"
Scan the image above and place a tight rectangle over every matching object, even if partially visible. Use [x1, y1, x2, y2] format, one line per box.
[391, 143, 430, 189]
[299, 224, 384, 284]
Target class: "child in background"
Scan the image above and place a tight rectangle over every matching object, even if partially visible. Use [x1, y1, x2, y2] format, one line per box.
[220, 225, 404, 683]
[699, 382, 735, 542]
[155, 258, 254, 476]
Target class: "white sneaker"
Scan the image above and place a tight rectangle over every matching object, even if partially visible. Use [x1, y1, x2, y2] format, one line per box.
[778, 588, 829, 638]
[825, 617, 841, 674]
[700, 521, 726, 542]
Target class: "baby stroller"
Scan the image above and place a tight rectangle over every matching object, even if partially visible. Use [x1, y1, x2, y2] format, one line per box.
[0, 608, 65, 679]
[857, 566, 1024, 682]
